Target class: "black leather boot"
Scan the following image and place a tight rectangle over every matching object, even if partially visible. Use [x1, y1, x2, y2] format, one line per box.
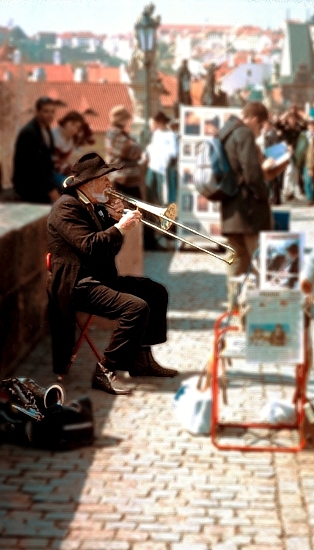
[129, 349, 178, 378]
[92, 362, 132, 395]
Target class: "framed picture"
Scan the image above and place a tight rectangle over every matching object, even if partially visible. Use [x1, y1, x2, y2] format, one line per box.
[259, 232, 305, 290]
[181, 164, 194, 185]
[181, 141, 193, 158]
[246, 289, 304, 363]
[204, 115, 220, 136]
[183, 110, 201, 136]
[197, 194, 210, 212]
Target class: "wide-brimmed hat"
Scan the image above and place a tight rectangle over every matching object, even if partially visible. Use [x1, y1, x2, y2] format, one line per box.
[153, 111, 171, 124]
[109, 105, 132, 126]
[63, 152, 122, 189]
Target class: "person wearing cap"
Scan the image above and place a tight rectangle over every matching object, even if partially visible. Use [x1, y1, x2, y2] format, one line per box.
[105, 105, 143, 201]
[12, 97, 61, 204]
[47, 152, 178, 395]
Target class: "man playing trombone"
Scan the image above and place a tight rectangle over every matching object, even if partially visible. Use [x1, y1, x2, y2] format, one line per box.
[47, 152, 178, 395]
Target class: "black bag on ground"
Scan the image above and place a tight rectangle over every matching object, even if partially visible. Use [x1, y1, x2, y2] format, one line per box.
[30, 397, 94, 450]
[0, 377, 94, 450]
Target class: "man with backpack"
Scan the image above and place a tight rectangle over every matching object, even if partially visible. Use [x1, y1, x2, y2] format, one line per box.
[217, 102, 272, 307]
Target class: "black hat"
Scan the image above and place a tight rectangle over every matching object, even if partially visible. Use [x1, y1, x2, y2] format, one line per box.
[63, 152, 122, 189]
[153, 110, 171, 124]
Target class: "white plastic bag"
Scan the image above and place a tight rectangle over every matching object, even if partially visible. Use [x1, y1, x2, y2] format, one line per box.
[173, 373, 211, 435]
[260, 399, 296, 425]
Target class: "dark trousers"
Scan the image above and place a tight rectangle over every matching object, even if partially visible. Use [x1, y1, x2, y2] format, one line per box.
[73, 276, 168, 371]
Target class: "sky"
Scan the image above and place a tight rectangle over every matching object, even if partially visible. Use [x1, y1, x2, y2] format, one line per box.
[0, 0, 314, 36]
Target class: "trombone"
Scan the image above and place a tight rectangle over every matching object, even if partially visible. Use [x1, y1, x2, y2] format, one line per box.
[104, 188, 236, 265]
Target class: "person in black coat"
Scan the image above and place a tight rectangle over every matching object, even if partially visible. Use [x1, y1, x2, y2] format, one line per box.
[12, 97, 61, 204]
[217, 102, 272, 307]
[47, 152, 178, 395]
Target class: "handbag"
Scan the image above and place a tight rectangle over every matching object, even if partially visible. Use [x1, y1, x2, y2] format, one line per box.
[173, 368, 211, 435]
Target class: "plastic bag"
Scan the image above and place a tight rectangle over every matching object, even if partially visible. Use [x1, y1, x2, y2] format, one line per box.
[173, 373, 211, 435]
[260, 399, 296, 425]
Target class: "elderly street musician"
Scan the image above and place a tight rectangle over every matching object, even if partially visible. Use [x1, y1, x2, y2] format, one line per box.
[47, 152, 178, 395]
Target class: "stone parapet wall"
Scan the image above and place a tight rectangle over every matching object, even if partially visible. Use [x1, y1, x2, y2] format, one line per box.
[0, 203, 51, 377]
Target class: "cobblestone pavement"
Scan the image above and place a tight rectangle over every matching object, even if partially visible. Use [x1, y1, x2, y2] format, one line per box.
[1, 202, 314, 550]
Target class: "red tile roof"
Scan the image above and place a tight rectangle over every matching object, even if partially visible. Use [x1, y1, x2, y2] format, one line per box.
[159, 24, 232, 33]
[17, 82, 134, 132]
[86, 65, 120, 83]
[0, 62, 74, 81]
[60, 31, 98, 39]
[235, 26, 264, 36]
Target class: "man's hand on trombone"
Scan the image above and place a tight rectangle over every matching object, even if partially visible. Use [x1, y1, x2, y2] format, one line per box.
[105, 197, 142, 233]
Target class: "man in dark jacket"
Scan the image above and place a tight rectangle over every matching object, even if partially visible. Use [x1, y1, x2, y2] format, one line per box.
[12, 97, 60, 204]
[47, 152, 178, 395]
[218, 102, 271, 307]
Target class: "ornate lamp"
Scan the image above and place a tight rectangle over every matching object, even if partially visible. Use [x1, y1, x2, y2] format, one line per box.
[135, 3, 160, 145]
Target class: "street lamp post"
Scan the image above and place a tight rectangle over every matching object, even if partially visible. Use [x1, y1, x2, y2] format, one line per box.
[135, 3, 160, 146]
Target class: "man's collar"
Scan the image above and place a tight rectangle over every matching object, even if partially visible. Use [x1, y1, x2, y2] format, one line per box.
[77, 189, 92, 206]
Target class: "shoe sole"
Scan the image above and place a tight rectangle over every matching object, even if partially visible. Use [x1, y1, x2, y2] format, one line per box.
[92, 381, 132, 395]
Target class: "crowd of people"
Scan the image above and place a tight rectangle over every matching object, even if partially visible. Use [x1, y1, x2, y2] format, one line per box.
[258, 106, 314, 206]
[12, 97, 94, 204]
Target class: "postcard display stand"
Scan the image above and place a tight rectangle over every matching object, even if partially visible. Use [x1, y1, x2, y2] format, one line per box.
[211, 231, 308, 452]
[177, 106, 241, 249]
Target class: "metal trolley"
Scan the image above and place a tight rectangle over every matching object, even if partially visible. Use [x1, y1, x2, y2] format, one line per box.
[210, 310, 307, 453]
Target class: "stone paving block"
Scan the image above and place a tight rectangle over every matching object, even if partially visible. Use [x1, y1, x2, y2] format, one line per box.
[254, 535, 284, 544]
[286, 536, 311, 549]
[0, 538, 19, 549]
[212, 543, 237, 550]
[115, 530, 149, 541]
[133, 544, 167, 550]
[82, 542, 130, 550]
[51, 541, 81, 550]
[151, 532, 181, 542]
[172, 544, 209, 550]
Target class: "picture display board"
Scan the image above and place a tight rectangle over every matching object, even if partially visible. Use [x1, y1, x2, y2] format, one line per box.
[177, 106, 241, 247]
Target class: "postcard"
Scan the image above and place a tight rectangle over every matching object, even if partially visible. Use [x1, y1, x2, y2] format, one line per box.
[259, 231, 305, 290]
[246, 289, 304, 363]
